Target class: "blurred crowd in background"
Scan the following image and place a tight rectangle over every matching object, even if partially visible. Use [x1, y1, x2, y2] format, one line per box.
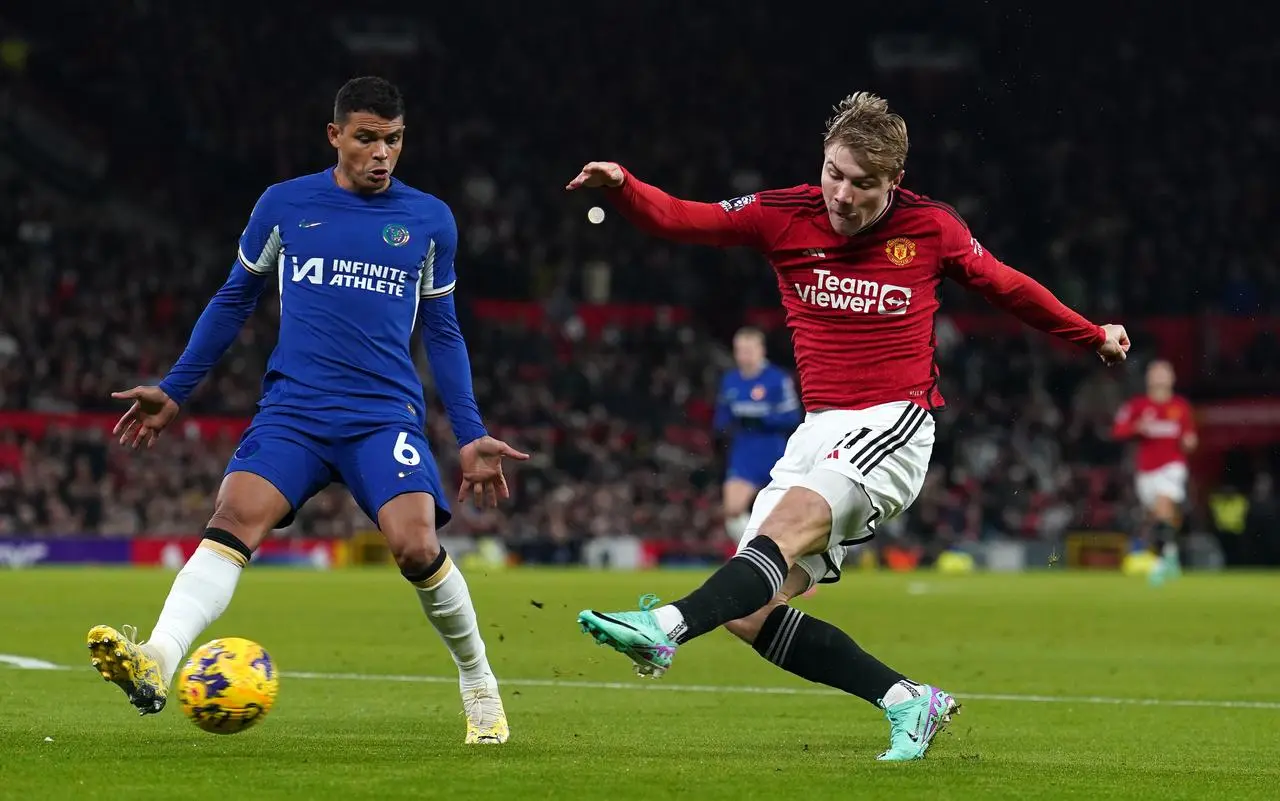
[1, 5, 1277, 562]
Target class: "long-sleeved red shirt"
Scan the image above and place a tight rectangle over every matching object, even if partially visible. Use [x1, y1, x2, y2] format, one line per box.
[605, 171, 1106, 411]
[1112, 394, 1196, 471]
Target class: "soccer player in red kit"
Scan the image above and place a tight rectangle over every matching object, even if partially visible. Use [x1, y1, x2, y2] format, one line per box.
[1112, 360, 1197, 583]
[568, 92, 1130, 760]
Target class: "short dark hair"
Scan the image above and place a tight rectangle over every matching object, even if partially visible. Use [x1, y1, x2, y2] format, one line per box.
[333, 77, 404, 124]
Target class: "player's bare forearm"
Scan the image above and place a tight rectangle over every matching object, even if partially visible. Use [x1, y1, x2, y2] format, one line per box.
[605, 169, 752, 247]
[158, 264, 267, 405]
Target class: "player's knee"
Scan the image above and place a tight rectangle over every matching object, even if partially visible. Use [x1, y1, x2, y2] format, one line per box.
[211, 472, 292, 550]
[391, 537, 443, 577]
[757, 487, 833, 560]
[207, 505, 271, 552]
[378, 496, 441, 575]
[1152, 496, 1177, 521]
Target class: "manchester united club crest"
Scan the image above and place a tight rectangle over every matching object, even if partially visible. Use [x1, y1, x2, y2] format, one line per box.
[750, 384, 766, 401]
[885, 237, 917, 266]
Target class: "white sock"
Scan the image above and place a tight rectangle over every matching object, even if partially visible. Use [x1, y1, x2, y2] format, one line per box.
[652, 604, 687, 641]
[412, 555, 495, 691]
[1162, 542, 1179, 560]
[881, 679, 928, 708]
[147, 542, 247, 683]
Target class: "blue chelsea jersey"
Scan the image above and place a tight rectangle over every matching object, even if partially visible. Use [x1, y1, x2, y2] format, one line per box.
[238, 169, 457, 414]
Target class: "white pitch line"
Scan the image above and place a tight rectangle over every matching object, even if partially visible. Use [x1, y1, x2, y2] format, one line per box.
[284, 671, 1280, 711]
[6, 655, 1275, 711]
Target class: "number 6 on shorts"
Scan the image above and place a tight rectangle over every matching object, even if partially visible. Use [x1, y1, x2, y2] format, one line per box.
[393, 431, 421, 466]
[335, 426, 450, 526]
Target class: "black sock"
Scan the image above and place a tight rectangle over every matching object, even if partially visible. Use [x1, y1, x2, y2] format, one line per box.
[753, 605, 906, 707]
[1152, 521, 1175, 554]
[671, 535, 788, 643]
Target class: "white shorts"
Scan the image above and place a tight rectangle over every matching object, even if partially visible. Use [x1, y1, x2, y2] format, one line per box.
[1135, 462, 1188, 509]
[736, 401, 935, 589]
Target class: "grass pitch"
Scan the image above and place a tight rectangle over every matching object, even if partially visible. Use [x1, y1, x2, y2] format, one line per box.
[2, 567, 1278, 800]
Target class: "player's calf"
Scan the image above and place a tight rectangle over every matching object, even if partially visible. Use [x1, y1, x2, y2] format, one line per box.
[378, 489, 444, 573]
[722, 564, 811, 642]
[125, 473, 285, 690]
[380, 492, 508, 743]
[1147, 495, 1183, 584]
[723, 478, 759, 541]
[726, 593, 957, 761]
[748, 604, 916, 708]
[589, 487, 832, 655]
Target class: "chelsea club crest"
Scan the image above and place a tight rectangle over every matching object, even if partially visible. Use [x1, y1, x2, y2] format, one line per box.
[382, 223, 410, 247]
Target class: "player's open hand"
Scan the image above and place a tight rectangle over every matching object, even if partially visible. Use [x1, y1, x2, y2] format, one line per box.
[458, 435, 531, 508]
[1097, 324, 1130, 367]
[565, 162, 624, 190]
[111, 386, 180, 449]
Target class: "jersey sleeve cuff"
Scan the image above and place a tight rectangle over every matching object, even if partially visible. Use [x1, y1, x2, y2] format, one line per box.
[157, 379, 187, 406]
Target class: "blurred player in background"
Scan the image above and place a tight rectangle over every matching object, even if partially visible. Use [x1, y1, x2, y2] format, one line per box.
[568, 92, 1130, 760]
[1112, 359, 1197, 585]
[715, 327, 802, 542]
[86, 77, 527, 744]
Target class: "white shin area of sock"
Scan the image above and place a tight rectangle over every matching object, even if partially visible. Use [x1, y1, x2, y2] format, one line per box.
[148, 544, 245, 683]
[415, 563, 494, 691]
[881, 679, 927, 708]
[652, 604, 686, 640]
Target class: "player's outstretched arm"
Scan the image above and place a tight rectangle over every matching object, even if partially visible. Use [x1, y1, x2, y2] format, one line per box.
[419, 292, 529, 507]
[418, 206, 528, 508]
[1111, 401, 1140, 440]
[941, 218, 1129, 366]
[157, 264, 269, 404]
[566, 161, 761, 248]
[112, 264, 268, 449]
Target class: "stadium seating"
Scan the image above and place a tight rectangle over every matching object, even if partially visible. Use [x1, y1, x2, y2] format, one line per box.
[1, 5, 1277, 560]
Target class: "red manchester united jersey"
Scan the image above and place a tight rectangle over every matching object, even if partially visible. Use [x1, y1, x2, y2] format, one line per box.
[606, 172, 1105, 411]
[1112, 395, 1195, 472]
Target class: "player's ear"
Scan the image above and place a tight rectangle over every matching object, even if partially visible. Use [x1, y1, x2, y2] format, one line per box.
[891, 170, 905, 189]
[326, 122, 342, 149]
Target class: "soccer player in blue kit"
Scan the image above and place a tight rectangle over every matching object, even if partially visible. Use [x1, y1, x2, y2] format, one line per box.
[86, 77, 527, 744]
[714, 327, 802, 542]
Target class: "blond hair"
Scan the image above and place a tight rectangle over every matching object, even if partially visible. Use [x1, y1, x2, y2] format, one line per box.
[823, 92, 909, 177]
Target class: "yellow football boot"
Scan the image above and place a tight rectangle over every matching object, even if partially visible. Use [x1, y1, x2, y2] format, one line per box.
[462, 685, 510, 744]
[87, 624, 168, 715]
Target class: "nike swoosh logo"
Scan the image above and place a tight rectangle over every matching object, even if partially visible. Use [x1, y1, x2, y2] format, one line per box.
[299, 221, 324, 228]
